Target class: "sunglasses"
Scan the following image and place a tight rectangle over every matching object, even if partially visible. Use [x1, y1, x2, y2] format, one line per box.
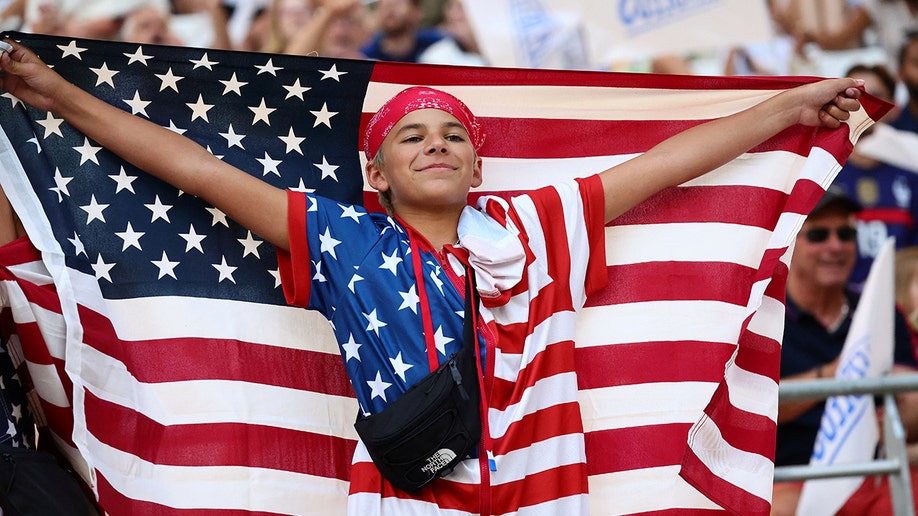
[803, 226, 857, 243]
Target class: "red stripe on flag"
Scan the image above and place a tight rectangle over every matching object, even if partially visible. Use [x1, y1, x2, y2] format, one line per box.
[489, 342, 576, 411]
[613, 185, 788, 228]
[347, 461, 480, 511]
[492, 402, 584, 456]
[591, 261, 757, 307]
[585, 424, 692, 475]
[703, 382, 777, 460]
[78, 306, 354, 397]
[368, 61, 823, 90]
[734, 329, 783, 381]
[359, 114, 852, 162]
[84, 391, 356, 479]
[576, 341, 737, 389]
[95, 472, 290, 516]
[681, 449, 771, 516]
[491, 462, 590, 511]
[38, 402, 76, 446]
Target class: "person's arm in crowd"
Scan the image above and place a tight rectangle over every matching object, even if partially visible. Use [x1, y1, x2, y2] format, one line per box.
[777, 358, 840, 424]
[597, 78, 863, 224]
[203, 0, 232, 49]
[283, 0, 360, 55]
[800, 5, 872, 51]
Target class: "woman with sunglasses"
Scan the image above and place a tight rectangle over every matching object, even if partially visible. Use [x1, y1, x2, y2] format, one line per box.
[772, 185, 918, 515]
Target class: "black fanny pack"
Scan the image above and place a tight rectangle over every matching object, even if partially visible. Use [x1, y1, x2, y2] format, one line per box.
[354, 270, 482, 493]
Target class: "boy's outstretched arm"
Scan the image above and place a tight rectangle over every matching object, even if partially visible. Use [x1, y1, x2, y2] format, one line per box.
[0, 39, 291, 251]
[598, 78, 864, 223]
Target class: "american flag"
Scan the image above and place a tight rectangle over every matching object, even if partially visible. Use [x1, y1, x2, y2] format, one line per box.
[0, 31, 885, 514]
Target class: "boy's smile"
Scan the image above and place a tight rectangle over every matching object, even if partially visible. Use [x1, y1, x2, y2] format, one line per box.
[367, 108, 483, 216]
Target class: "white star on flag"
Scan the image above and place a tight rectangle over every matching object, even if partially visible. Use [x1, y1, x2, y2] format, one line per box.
[179, 225, 207, 253]
[367, 372, 392, 402]
[90, 62, 118, 87]
[152, 252, 180, 280]
[390, 353, 413, 382]
[156, 68, 183, 92]
[311, 103, 338, 128]
[342, 334, 362, 362]
[115, 222, 144, 251]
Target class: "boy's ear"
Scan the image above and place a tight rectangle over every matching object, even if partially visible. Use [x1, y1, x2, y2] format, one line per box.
[471, 156, 483, 188]
[365, 160, 389, 193]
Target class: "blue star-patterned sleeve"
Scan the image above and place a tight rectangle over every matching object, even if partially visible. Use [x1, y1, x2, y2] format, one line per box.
[279, 191, 467, 415]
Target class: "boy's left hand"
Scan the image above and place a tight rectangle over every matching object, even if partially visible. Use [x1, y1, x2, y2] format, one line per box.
[796, 78, 864, 129]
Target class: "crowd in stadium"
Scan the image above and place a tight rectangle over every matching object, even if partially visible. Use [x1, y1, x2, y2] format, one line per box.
[2, 0, 918, 514]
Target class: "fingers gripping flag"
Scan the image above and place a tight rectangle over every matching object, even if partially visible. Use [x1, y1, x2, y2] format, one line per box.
[0, 32, 886, 514]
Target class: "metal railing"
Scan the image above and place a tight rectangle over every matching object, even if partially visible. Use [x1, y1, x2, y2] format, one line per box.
[774, 374, 918, 515]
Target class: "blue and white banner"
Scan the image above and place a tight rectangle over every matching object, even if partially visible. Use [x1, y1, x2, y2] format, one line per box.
[462, 0, 773, 68]
[796, 237, 897, 515]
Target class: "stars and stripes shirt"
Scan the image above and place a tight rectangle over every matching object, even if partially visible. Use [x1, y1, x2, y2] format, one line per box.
[278, 175, 607, 514]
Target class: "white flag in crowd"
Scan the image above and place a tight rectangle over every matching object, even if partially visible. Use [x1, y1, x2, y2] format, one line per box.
[462, 0, 773, 68]
[796, 237, 897, 515]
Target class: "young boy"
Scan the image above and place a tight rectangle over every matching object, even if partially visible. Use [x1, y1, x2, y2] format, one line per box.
[0, 39, 864, 514]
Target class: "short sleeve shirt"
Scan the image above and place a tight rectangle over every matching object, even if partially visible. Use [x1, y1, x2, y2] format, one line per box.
[276, 176, 608, 417]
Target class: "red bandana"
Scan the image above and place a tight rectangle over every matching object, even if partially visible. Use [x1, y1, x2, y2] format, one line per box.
[363, 86, 484, 160]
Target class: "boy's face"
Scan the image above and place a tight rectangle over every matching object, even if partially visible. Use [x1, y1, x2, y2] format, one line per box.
[367, 108, 482, 214]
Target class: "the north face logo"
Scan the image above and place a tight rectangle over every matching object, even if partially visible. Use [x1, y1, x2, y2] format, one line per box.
[421, 449, 457, 474]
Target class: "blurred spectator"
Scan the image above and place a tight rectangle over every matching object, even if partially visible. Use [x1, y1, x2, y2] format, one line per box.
[418, 0, 485, 66]
[169, 0, 232, 49]
[795, 0, 918, 72]
[832, 63, 918, 289]
[895, 246, 918, 333]
[120, 5, 184, 45]
[892, 29, 918, 133]
[419, 0, 443, 27]
[259, 0, 313, 53]
[0, 0, 24, 31]
[724, 0, 796, 76]
[237, 1, 270, 50]
[281, 0, 370, 59]
[773, 186, 918, 515]
[19, 0, 168, 39]
[360, 0, 444, 62]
